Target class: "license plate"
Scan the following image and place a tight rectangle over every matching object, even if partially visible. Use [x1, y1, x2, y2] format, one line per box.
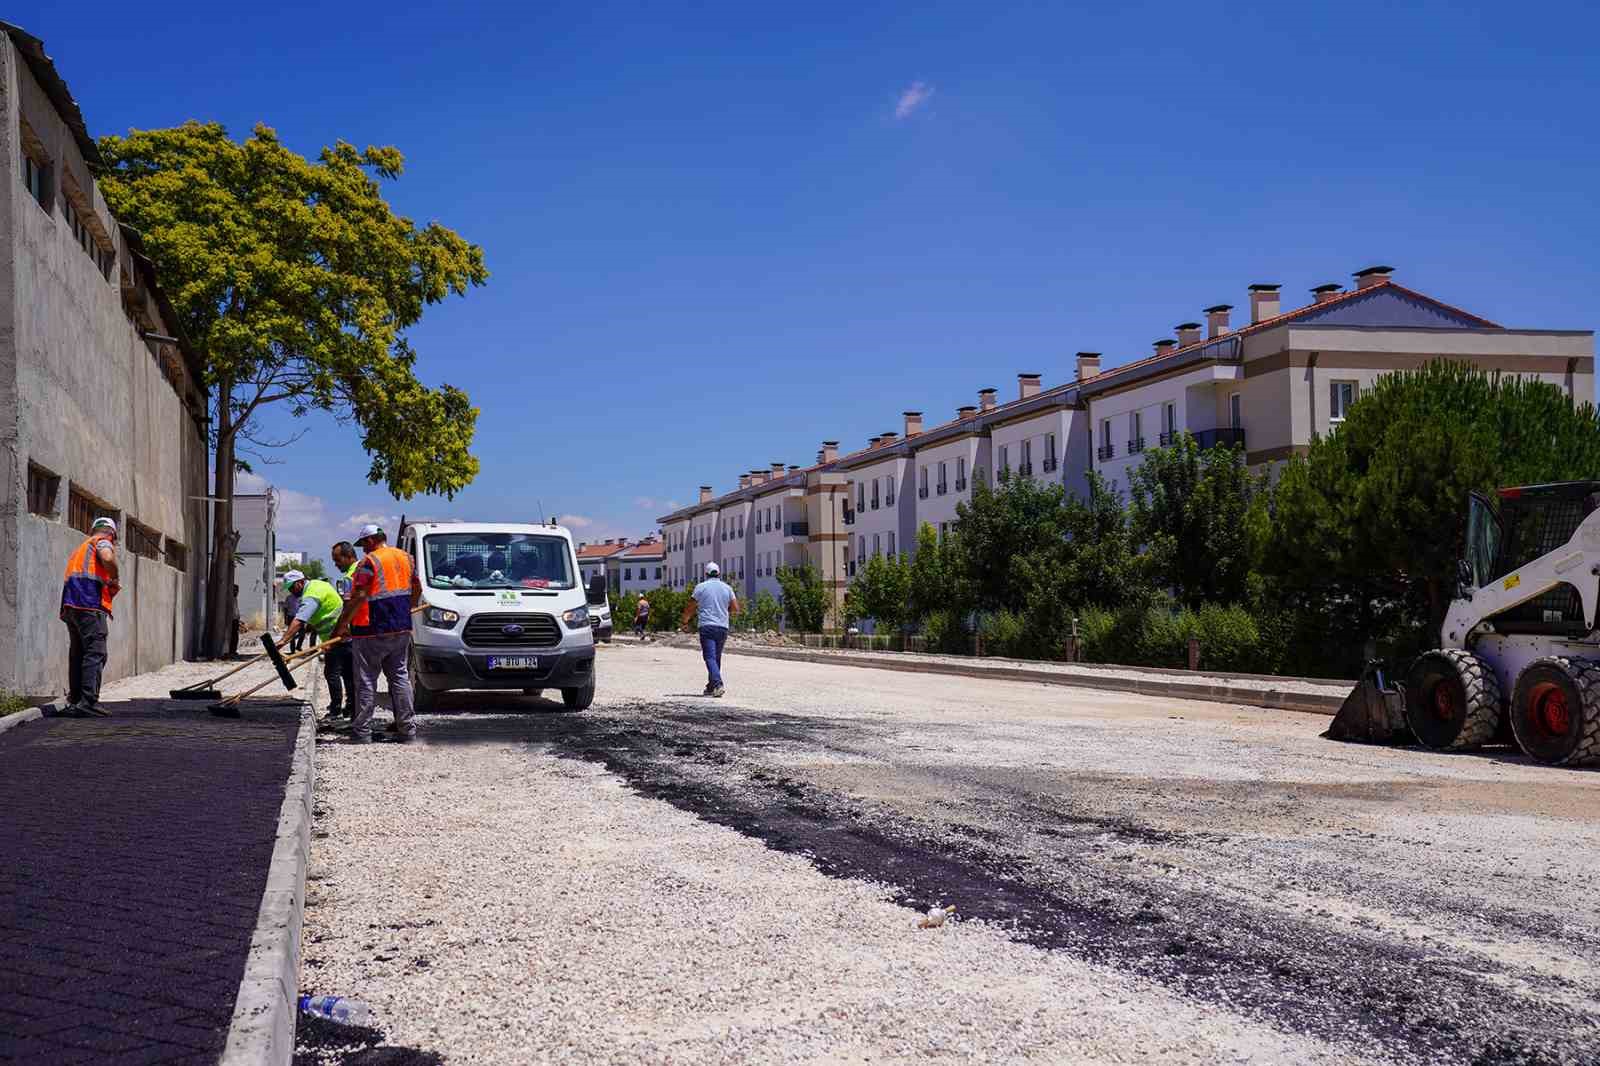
[487, 656, 539, 671]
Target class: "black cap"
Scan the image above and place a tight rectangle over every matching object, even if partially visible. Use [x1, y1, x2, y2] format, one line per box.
[1203, 304, 1233, 313]
[1311, 283, 1342, 293]
[1353, 265, 1395, 277]
[1248, 283, 1281, 292]
[1175, 322, 1202, 330]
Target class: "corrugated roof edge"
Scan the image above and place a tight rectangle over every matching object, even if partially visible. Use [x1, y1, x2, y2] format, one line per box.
[0, 22, 103, 170]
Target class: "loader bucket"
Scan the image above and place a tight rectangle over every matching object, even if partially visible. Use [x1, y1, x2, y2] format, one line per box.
[1324, 661, 1411, 744]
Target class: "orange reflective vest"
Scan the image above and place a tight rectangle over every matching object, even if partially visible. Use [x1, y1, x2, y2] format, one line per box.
[350, 545, 414, 636]
[62, 534, 118, 617]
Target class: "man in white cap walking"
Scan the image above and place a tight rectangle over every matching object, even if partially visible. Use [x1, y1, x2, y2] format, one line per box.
[58, 517, 120, 716]
[330, 523, 421, 742]
[680, 561, 738, 697]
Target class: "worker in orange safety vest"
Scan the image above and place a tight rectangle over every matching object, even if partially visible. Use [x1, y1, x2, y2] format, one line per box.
[59, 516, 120, 717]
[330, 523, 421, 743]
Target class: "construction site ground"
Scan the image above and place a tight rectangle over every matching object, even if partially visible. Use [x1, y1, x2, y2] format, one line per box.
[298, 640, 1600, 1065]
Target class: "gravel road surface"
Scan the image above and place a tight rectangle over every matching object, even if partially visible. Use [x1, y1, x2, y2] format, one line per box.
[296, 642, 1600, 1065]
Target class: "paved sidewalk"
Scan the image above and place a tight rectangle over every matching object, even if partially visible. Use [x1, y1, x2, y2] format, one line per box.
[0, 658, 304, 1065]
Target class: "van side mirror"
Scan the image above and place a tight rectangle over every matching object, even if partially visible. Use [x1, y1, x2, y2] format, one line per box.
[587, 573, 607, 605]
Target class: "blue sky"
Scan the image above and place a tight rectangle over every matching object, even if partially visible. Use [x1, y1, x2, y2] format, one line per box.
[32, 1, 1600, 568]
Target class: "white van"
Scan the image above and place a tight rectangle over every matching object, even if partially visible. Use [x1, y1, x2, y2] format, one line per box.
[399, 521, 603, 713]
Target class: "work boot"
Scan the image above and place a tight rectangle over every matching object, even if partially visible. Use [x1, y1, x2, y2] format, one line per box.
[77, 702, 111, 717]
[52, 703, 92, 718]
[712, 685, 725, 698]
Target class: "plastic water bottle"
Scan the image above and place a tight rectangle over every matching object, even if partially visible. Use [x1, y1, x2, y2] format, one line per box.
[298, 994, 370, 1026]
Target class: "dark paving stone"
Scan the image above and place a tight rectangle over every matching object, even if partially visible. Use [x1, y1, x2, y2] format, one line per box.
[0, 696, 300, 1065]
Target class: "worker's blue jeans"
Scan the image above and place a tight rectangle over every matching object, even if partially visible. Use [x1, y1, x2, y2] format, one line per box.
[699, 625, 728, 688]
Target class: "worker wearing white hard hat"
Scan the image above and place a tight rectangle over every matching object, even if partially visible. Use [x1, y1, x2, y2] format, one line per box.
[58, 517, 121, 716]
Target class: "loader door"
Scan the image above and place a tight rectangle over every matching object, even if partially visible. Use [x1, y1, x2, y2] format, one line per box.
[1465, 491, 1503, 588]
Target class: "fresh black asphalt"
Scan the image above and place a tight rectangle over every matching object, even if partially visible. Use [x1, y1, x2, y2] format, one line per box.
[0, 698, 300, 1066]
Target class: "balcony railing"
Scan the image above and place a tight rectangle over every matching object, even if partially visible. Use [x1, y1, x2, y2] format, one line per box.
[936, 483, 948, 496]
[1042, 459, 1057, 473]
[1193, 427, 1246, 450]
[1128, 438, 1146, 455]
[918, 487, 929, 499]
[785, 522, 809, 537]
[1097, 445, 1114, 461]
[843, 509, 855, 526]
[1158, 430, 1175, 446]
[954, 478, 967, 491]
[1020, 462, 1034, 476]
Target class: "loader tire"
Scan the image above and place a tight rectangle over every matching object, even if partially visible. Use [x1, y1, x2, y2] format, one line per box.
[1403, 649, 1502, 751]
[1509, 657, 1600, 767]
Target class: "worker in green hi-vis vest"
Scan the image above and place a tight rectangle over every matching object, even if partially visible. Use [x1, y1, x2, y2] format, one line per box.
[318, 540, 361, 718]
[278, 567, 350, 717]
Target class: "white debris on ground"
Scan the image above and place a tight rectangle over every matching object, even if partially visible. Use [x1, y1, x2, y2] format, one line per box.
[298, 646, 1394, 1066]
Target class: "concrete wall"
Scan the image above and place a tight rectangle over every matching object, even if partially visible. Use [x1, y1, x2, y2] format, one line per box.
[233, 493, 276, 631]
[0, 37, 208, 696]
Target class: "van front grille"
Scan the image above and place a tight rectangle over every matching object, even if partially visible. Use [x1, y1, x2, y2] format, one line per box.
[462, 612, 561, 648]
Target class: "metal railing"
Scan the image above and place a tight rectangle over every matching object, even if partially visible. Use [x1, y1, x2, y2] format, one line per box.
[785, 522, 809, 537]
[936, 483, 948, 495]
[954, 478, 967, 491]
[1019, 462, 1033, 475]
[1158, 431, 1175, 446]
[1128, 438, 1146, 455]
[918, 487, 929, 498]
[1097, 444, 1114, 461]
[1193, 427, 1246, 450]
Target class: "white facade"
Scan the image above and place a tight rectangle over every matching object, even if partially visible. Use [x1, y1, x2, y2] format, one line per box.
[911, 431, 989, 541]
[1087, 363, 1243, 495]
[989, 403, 1094, 500]
[607, 547, 665, 595]
[662, 517, 690, 590]
[746, 483, 804, 601]
[842, 452, 908, 575]
[714, 499, 752, 590]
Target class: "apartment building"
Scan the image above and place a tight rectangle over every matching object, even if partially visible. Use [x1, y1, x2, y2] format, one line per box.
[608, 539, 665, 595]
[577, 540, 629, 590]
[0, 24, 211, 694]
[654, 264, 1592, 627]
[1082, 268, 1592, 486]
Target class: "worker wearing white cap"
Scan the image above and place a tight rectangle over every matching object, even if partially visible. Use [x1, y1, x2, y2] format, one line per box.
[330, 522, 422, 742]
[679, 560, 738, 697]
[58, 517, 121, 717]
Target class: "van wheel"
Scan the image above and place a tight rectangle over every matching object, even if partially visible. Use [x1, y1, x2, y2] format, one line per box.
[560, 680, 594, 712]
[409, 648, 438, 714]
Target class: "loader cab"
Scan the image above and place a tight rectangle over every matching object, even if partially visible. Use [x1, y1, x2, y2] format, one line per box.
[1463, 482, 1600, 636]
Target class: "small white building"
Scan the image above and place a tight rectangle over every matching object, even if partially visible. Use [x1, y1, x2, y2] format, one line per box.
[607, 539, 666, 595]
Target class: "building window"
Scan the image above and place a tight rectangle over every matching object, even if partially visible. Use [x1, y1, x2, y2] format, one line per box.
[164, 538, 188, 572]
[937, 461, 948, 495]
[1230, 393, 1242, 429]
[998, 445, 1009, 475]
[624, 568, 633, 580]
[1098, 419, 1114, 461]
[655, 566, 662, 580]
[872, 533, 881, 557]
[21, 142, 50, 211]
[1129, 412, 1144, 455]
[127, 520, 162, 560]
[885, 476, 895, 505]
[956, 456, 967, 491]
[858, 535, 866, 563]
[1044, 433, 1057, 472]
[1330, 380, 1358, 422]
[1161, 402, 1177, 445]
[67, 485, 111, 535]
[1020, 440, 1032, 476]
[871, 478, 880, 510]
[27, 463, 60, 517]
[857, 482, 866, 511]
[887, 531, 896, 557]
[919, 466, 929, 499]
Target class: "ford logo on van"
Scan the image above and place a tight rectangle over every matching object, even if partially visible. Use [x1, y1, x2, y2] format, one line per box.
[502, 624, 525, 636]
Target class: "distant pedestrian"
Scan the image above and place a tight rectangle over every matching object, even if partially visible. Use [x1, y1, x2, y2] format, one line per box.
[633, 596, 651, 639]
[58, 517, 120, 717]
[228, 583, 242, 658]
[681, 563, 739, 697]
[330, 524, 421, 743]
[324, 541, 360, 717]
[282, 585, 305, 652]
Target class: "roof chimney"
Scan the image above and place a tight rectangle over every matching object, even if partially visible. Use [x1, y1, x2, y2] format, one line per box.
[1354, 265, 1394, 289]
[738, 474, 751, 489]
[820, 440, 838, 464]
[698, 485, 712, 504]
[1248, 284, 1281, 324]
[788, 464, 800, 474]
[978, 387, 997, 412]
[751, 470, 767, 485]
[1017, 373, 1041, 400]
[1175, 323, 1202, 347]
[878, 431, 898, 447]
[1311, 283, 1343, 304]
[1075, 352, 1102, 381]
[1204, 305, 1232, 338]
[1153, 338, 1177, 358]
[903, 411, 924, 437]
[958, 404, 978, 419]
[770, 462, 785, 477]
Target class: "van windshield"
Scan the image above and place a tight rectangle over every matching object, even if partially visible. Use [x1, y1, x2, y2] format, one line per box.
[422, 533, 574, 590]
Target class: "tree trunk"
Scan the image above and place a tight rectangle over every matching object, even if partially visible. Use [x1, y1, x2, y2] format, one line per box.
[203, 385, 238, 659]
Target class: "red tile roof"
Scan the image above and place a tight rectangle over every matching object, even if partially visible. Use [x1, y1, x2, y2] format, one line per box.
[619, 539, 665, 559]
[576, 542, 630, 561]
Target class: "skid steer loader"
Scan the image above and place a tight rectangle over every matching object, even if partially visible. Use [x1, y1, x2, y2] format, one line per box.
[1329, 481, 1600, 767]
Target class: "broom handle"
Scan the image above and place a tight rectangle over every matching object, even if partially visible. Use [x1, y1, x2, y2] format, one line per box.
[177, 647, 275, 691]
[222, 605, 427, 705]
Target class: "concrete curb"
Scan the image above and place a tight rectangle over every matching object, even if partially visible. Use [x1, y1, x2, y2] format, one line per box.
[729, 646, 1345, 717]
[0, 707, 43, 737]
[220, 705, 316, 1066]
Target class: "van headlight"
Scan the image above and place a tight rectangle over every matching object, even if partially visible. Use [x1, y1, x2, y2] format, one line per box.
[562, 605, 590, 629]
[424, 607, 460, 628]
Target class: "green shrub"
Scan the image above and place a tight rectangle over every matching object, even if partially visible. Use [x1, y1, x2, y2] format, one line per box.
[921, 609, 970, 654]
[978, 610, 1026, 657]
[747, 590, 782, 632]
[0, 690, 30, 716]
